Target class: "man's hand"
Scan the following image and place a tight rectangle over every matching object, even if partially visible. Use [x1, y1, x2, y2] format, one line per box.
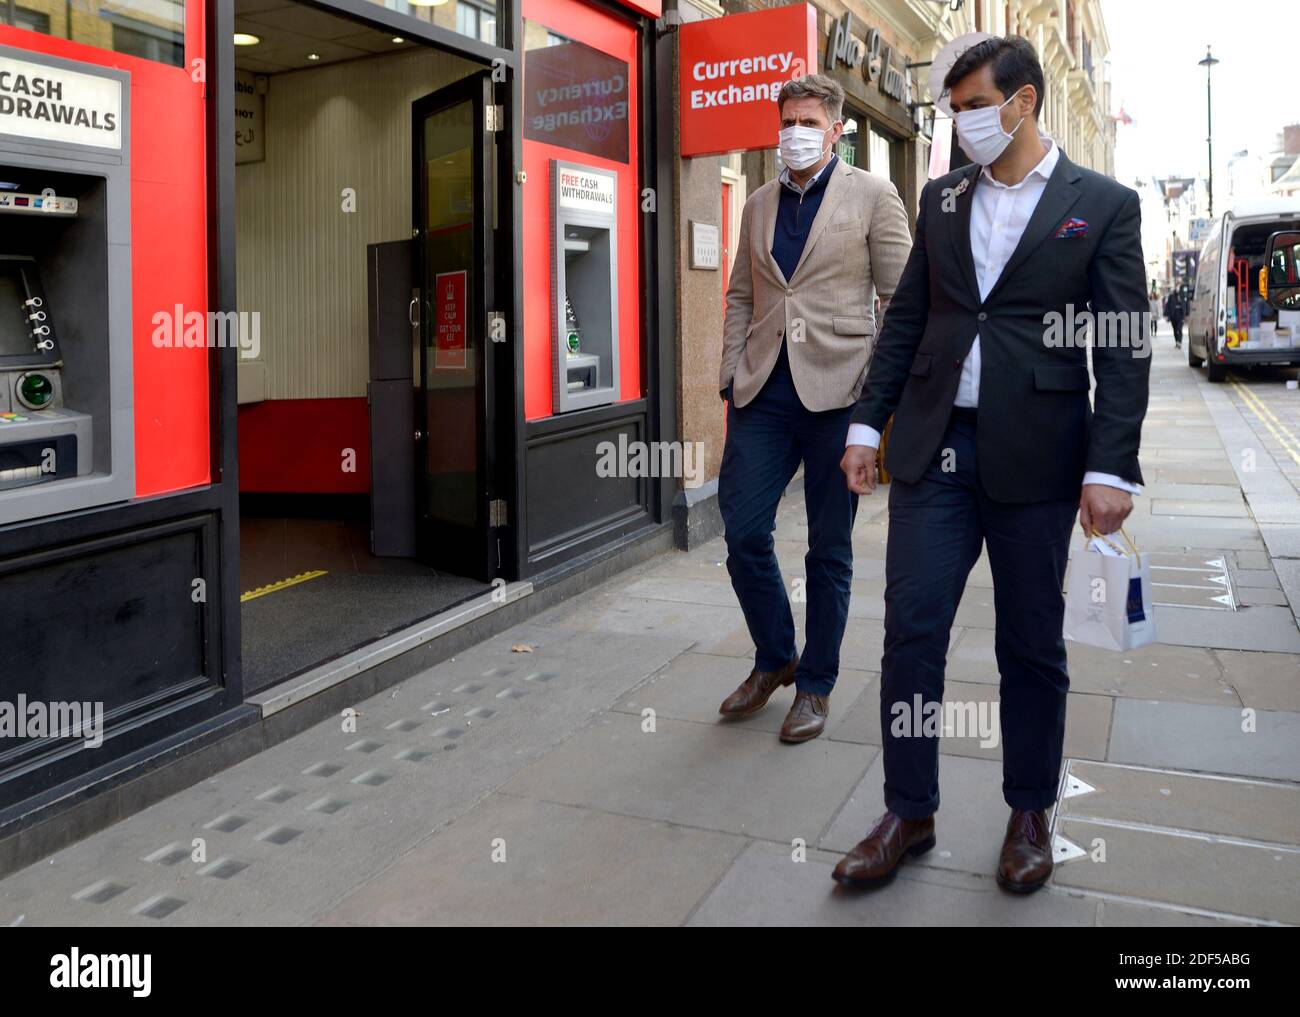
[841, 445, 878, 495]
[1079, 483, 1133, 536]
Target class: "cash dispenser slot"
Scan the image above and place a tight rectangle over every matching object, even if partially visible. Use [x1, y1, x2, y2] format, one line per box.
[551, 161, 620, 413]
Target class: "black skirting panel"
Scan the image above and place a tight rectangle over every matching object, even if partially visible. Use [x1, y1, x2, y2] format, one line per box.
[524, 400, 653, 573]
[0, 512, 228, 809]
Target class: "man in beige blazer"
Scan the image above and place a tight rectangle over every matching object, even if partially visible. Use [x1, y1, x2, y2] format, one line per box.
[717, 74, 911, 743]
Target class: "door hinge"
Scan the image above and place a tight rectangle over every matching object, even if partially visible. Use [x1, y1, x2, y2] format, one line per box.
[485, 104, 504, 132]
[489, 498, 508, 528]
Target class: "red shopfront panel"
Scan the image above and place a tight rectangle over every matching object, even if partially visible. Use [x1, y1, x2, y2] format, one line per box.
[522, 0, 640, 421]
[0, 11, 210, 500]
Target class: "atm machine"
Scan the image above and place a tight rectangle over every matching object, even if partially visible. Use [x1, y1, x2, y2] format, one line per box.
[551, 160, 619, 413]
[0, 46, 133, 527]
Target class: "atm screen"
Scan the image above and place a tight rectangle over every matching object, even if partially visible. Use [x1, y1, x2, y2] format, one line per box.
[0, 263, 33, 360]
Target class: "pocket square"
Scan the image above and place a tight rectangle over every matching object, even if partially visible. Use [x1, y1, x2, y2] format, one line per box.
[1054, 217, 1088, 238]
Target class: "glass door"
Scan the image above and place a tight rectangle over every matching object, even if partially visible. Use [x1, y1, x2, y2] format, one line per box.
[411, 72, 502, 581]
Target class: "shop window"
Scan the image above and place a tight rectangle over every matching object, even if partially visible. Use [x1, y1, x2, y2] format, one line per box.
[1, 0, 184, 68]
[523, 21, 629, 164]
[835, 116, 859, 167]
[455, 0, 497, 44]
[355, 1, 503, 49]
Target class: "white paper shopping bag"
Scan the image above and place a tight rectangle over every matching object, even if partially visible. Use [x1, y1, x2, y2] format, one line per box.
[1063, 530, 1157, 651]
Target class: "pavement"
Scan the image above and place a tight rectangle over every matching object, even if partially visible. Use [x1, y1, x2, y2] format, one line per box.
[3, 327, 1299, 927]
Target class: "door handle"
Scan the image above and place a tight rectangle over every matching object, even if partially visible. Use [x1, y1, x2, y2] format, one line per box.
[408, 297, 420, 327]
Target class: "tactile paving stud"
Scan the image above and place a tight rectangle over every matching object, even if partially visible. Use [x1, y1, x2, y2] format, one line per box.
[72, 880, 130, 905]
[346, 739, 383, 754]
[496, 688, 526, 700]
[350, 770, 390, 787]
[431, 726, 466, 739]
[522, 672, 559, 683]
[464, 707, 495, 720]
[385, 719, 421, 732]
[198, 857, 248, 880]
[133, 895, 187, 920]
[302, 762, 343, 778]
[305, 797, 349, 814]
[204, 814, 250, 833]
[256, 786, 298, 803]
[254, 826, 302, 846]
[142, 843, 189, 866]
[452, 683, 484, 694]
[393, 748, 433, 763]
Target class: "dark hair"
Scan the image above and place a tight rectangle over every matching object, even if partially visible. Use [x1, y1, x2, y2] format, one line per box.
[943, 36, 1045, 116]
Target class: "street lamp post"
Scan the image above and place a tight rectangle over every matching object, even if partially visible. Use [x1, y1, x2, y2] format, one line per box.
[1198, 45, 1220, 218]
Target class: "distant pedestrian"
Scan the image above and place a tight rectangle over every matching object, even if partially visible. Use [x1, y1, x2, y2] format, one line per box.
[1164, 290, 1185, 348]
[1149, 291, 1160, 337]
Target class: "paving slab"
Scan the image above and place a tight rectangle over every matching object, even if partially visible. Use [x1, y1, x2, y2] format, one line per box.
[0, 626, 692, 926]
[1150, 499, 1251, 518]
[500, 712, 874, 845]
[1213, 650, 1300, 712]
[1108, 699, 1300, 780]
[1094, 899, 1253, 927]
[1053, 818, 1300, 925]
[318, 795, 745, 926]
[817, 751, 1024, 880]
[611, 651, 876, 739]
[1061, 760, 1300, 845]
[687, 841, 1098, 927]
[1152, 604, 1300, 652]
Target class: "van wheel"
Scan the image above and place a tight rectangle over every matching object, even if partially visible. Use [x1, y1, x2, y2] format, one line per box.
[1188, 344, 1204, 368]
[1207, 359, 1227, 383]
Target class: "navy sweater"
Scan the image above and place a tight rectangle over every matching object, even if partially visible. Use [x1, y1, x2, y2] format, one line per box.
[771, 154, 838, 282]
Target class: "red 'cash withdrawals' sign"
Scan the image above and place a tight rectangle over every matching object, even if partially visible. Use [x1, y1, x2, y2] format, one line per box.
[435, 270, 467, 370]
[678, 4, 819, 158]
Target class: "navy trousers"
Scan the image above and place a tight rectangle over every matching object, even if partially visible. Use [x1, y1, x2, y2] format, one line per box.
[718, 346, 858, 696]
[880, 410, 1077, 817]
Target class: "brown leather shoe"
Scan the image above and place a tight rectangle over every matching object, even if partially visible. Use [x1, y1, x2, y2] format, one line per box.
[718, 656, 797, 718]
[779, 690, 829, 743]
[832, 811, 936, 888]
[996, 809, 1054, 894]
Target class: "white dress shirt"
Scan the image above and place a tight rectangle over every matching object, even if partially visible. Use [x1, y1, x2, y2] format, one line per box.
[846, 138, 1139, 495]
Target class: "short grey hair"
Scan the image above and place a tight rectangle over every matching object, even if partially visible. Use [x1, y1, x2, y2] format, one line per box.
[777, 74, 845, 124]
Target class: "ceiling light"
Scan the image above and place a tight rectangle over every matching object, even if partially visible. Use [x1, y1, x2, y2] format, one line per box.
[392, 36, 405, 44]
[307, 53, 321, 61]
[233, 33, 261, 46]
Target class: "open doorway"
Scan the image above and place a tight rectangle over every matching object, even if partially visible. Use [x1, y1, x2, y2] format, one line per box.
[232, 1, 507, 693]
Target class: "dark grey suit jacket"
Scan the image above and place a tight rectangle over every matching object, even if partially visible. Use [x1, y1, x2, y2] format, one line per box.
[851, 149, 1150, 503]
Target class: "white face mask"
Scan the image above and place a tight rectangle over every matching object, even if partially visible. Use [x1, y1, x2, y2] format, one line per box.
[778, 124, 834, 171]
[952, 89, 1026, 165]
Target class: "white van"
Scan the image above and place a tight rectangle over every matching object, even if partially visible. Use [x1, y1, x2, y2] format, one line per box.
[1187, 197, 1300, 381]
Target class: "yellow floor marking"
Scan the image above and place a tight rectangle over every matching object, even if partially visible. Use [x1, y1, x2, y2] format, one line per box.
[241, 570, 329, 603]
[1228, 377, 1300, 468]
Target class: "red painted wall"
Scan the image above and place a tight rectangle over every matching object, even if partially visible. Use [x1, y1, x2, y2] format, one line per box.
[237, 398, 369, 494]
[522, 0, 641, 421]
[1, 9, 211, 499]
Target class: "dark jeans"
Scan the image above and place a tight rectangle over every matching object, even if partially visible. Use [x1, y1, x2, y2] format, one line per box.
[879, 410, 1076, 817]
[718, 346, 858, 696]
[1171, 319, 1184, 342]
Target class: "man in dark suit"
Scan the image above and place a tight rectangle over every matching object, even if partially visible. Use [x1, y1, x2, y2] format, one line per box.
[833, 36, 1150, 894]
